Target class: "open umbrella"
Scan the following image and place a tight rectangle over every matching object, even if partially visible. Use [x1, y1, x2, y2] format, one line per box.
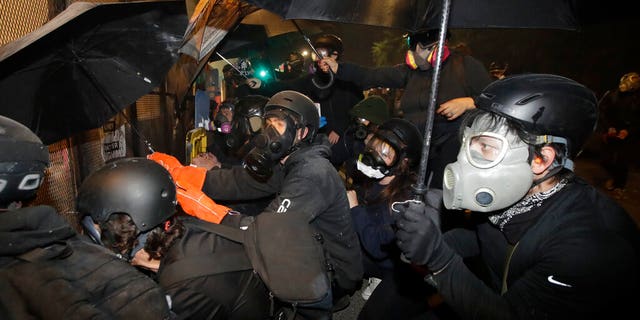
[167, 1, 322, 105]
[242, 0, 579, 32]
[179, 0, 256, 62]
[0, 1, 188, 145]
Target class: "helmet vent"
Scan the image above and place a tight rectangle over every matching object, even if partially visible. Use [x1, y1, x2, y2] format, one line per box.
[516, 94, 543, 105]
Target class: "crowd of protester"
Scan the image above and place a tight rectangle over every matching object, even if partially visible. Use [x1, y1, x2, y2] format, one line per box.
[1, 28, 639, 320]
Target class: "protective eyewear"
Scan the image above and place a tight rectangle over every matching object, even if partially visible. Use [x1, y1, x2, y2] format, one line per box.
[464, 130, 509, 169]
[362, 137, 398, 169]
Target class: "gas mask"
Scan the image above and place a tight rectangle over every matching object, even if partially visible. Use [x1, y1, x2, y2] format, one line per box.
[443, 116, 533, 212]
[243, 113, 297, 180]
[214, 113, 232, 134]
[356, 137, 398, 179]
[405, 42, 450, 71]
[353, 118, 370, 140]
[225, 115, 263, 152]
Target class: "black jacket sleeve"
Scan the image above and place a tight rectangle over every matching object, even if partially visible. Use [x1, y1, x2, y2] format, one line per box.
[202, 165, 284, 201]
[337, 62, 409, 90]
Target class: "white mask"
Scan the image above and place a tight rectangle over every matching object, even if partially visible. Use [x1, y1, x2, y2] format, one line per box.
[443, 116, 533, 212]
[356, 160, 385, 179]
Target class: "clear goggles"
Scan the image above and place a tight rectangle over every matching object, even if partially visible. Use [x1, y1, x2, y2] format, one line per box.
[464, 130, 510, 169]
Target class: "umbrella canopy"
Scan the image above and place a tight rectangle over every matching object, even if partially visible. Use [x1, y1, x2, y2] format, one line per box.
[242, 0, 579, 32]
[179, 0, 256, 62]
[167, 2, 322, 105]
[0, 1, 188, 145]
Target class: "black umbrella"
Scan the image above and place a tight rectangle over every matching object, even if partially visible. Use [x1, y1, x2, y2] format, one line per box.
[242, 0, 579, 32]
[0, 1, 188, 145]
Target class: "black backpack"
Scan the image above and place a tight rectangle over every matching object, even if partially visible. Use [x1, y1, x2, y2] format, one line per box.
[0, 237, 172, 320]
[183, 214, 333, 308]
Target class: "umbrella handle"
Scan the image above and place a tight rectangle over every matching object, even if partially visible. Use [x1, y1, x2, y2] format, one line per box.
[311, 69, 334, 89]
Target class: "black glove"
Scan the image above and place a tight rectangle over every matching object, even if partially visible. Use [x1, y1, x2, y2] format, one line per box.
[395, 190, 454, 271]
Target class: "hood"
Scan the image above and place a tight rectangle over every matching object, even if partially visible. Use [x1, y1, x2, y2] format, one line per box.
[0, 205, 76, 255]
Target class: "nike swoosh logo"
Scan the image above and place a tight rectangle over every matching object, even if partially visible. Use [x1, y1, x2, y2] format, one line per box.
[547, 275, 572, 287]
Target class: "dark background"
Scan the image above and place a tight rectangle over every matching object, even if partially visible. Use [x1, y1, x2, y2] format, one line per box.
[250, 12, 639, 99]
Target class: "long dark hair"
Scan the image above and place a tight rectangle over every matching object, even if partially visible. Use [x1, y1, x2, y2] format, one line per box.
[379, 157, 417, 205]
[101, 213, 184, 260]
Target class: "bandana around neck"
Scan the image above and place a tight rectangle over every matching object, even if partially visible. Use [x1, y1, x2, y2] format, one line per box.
[489, 178, 569, 231]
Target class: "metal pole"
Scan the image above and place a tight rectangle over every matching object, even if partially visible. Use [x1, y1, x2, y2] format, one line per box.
[291, 20, 334, 89]
[411, 0, 452, 201]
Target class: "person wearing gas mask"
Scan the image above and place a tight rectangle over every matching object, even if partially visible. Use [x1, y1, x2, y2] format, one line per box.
[346, 119, 439, 319]
[0, 116, 172, 319]
[76, 157, 271, 320]
[148, 90, 363, 318]
[320, 29, 491, 190]
[343, 95, 392, 188]
[250, 34, 365, 170]
[198, 98, 237, 168]
[394, 74, 640, 319]
[198, 96, 268, 170]
[194, 95, 273, 216]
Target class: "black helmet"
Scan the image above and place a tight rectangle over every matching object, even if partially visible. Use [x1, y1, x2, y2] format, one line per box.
[76, 158, 177, 232]
[236, 95, 268, 120]
[313, 34, 343, 55]
[374, 118, 423, 168]
[264, 90, 319, 143]
[0, 116, 49, 206]
[475, 73, 598, 158]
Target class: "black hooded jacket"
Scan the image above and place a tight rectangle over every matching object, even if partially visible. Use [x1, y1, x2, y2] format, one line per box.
[435, 178, 640, 319]
[0, 206, 171, 319]
[202, 137, 363, 292]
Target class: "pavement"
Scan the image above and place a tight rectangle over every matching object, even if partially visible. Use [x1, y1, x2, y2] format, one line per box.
[334, 155, 640, 320]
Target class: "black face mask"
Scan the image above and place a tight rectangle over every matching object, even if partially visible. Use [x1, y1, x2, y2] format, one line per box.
[214, 113, 231, 133]
[243, 120, 296, 180]
[349, 118, 370, 140]
[354, 124, 368, 140]
[225, 120, 249, 151]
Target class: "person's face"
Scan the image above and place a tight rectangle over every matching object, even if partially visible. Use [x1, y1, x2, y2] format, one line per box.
[219, 107, 233, 122]
[366, 137, 397, 167]
[265, 116, 288, 135]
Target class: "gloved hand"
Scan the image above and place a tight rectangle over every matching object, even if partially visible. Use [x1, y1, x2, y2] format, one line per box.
[147, 152, 182, 172]
[395, 190, 454, 271]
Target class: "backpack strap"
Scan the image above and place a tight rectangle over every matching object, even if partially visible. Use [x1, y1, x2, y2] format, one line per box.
[183, 219, 245, 243]
[157, 221, 251, 287]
